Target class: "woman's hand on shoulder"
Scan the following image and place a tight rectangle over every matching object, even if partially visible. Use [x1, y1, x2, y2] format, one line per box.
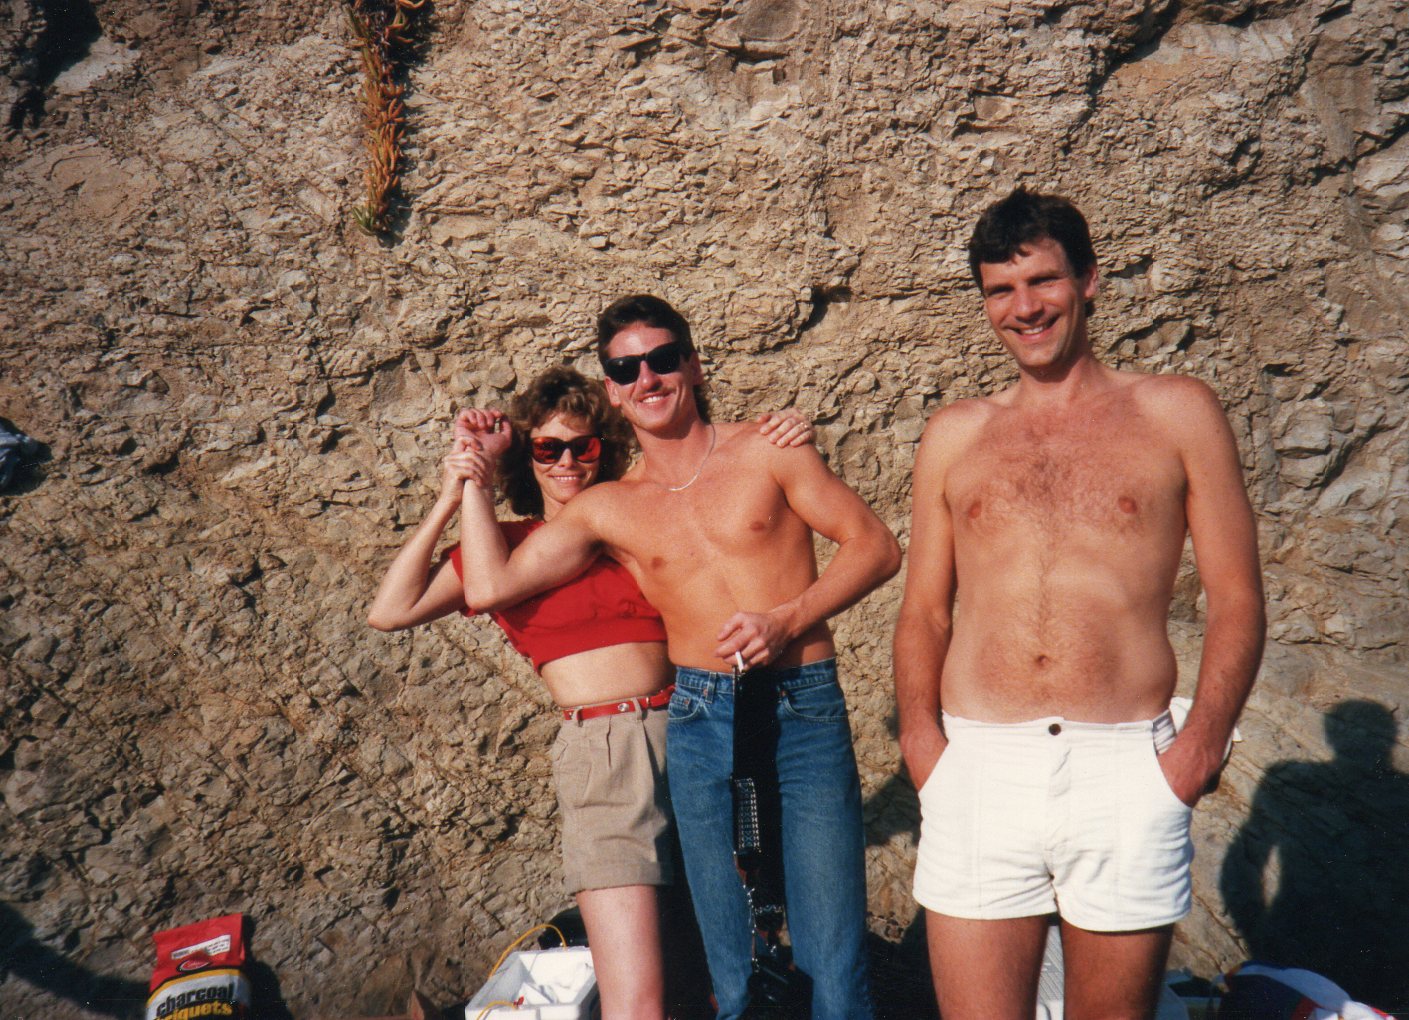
[756, 408, 815, 448]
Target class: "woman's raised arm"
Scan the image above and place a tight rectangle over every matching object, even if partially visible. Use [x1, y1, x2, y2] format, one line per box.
[367, 438, 483, 630]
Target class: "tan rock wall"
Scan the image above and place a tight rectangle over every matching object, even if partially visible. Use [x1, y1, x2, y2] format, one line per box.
[2, 0, 1405, 1014]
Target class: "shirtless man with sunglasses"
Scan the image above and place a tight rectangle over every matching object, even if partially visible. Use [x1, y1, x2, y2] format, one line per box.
[456, 295, 901, 1020]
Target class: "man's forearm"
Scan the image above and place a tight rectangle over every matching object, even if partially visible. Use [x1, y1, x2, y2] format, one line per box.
[894, 606, 951, 787]
[458, 482, 600, 611]
[1180, 594, 1266, 771]
[457, 482, 513, 609]
[773, 528, 901, 642]
[895, 617, 948, 733]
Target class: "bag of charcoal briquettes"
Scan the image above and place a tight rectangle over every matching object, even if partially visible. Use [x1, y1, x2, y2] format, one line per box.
[146, 913, 252, 1020]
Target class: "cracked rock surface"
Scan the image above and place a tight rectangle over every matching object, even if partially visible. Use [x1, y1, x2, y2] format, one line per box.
[2, 0, 1406, 1015]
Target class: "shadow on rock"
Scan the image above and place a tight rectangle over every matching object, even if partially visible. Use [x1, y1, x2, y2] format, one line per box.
[859, 717, 937, 1019]
[1221, 699, 1409, 1011]
[244, 914, 295, 1020]
[868, 914, 939, 1020]
[0, 903, 146, 1018]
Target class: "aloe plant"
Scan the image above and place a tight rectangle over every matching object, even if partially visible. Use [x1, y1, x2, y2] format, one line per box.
[347, 0, 426, 236]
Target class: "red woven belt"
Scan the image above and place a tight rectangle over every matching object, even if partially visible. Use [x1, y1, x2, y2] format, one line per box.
[562, 684, 675, 722]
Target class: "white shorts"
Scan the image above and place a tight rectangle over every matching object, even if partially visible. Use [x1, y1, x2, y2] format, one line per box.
[913, 711, 1193, 931]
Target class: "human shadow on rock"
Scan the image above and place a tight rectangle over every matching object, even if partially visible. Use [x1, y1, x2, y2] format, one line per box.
[1220, 699, 1409, 1011]
[244, 915, 295, 1020]
[860, 720, 938, 1020]
[0, 903, 146, 1018]
[867, 914, 939, 1020]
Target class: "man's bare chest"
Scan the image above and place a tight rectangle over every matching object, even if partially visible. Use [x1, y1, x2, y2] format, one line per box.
[949, 421, 1186, 538]
[599, 480, 800, 582]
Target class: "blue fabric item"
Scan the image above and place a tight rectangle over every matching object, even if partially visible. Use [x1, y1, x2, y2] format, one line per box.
[0, 424, 39, 489]
[1218, 961, 1392, 1019]
[668, 659, 873, 1020]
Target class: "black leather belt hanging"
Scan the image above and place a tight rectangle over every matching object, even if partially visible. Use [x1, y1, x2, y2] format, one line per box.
[730, 660, 808, 1017]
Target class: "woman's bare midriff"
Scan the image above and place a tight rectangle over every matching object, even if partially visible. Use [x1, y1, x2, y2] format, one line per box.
[539, 641, 674, 709]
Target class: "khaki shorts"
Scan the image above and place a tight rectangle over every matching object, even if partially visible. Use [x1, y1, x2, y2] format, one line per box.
[550, 707, 674, 894]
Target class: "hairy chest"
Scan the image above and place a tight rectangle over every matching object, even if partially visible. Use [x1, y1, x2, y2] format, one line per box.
[949, 413, 1186, 539]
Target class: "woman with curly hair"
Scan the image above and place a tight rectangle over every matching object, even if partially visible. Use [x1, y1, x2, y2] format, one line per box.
[369, 366, 810, 1020]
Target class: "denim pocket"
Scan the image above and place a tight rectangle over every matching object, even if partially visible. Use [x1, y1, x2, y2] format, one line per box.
[667, 688, 703, 724]
[780, 680, 848, 723]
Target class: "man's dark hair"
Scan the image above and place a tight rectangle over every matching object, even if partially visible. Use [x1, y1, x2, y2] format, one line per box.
[967, 188, 1096, 290]
[596, 294, 695, 361]
[595, 294, 709, 421]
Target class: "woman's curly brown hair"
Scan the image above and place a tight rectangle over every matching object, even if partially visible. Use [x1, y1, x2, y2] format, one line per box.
[499, 366, 634, 517]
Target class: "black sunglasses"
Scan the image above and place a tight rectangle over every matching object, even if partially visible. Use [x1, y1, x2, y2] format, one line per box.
[602, 340, 689, 385]
[529, 435, 602, 465]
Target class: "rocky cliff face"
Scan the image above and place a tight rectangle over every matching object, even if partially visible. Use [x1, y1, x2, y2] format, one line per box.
[2, 0, 1406, 1015]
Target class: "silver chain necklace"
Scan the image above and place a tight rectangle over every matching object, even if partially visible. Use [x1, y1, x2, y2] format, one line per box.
[663, 424, 717, 492]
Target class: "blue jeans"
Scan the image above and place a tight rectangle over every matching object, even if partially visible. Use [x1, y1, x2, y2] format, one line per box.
[668, 660, 873, 1020]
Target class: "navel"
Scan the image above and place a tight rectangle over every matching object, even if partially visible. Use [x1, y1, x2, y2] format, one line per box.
[1035, 654, 1051, 669]
[650, 556, 666, 570]
[1118, 496, 1138, 515]
[967, 500, 983, 520]
[749, 519, 767, 532]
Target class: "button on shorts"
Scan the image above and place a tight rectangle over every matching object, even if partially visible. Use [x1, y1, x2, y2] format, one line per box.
[551, 707, 674, 894]
[913, 711, 1192, 931]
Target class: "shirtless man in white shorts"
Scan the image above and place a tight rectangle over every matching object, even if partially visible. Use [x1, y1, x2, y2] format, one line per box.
[895, 189, 1266, 1019]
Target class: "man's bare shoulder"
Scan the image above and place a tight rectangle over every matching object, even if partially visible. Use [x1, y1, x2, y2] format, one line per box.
[919, 396, 998, 453]
[1127, 370, 1220, 402]
[716, 419, 821, 467]
[1125, 372, 1229, 436]
[712, 419, 763, 447]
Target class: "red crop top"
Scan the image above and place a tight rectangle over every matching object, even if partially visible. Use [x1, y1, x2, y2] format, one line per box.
[448, 519, 667, 671]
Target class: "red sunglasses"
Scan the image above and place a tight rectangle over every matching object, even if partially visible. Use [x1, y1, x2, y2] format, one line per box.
[529, 435, 603, 465]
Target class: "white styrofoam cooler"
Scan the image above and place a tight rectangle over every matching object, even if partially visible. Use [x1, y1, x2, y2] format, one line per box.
[464, 946, 600, 1020]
